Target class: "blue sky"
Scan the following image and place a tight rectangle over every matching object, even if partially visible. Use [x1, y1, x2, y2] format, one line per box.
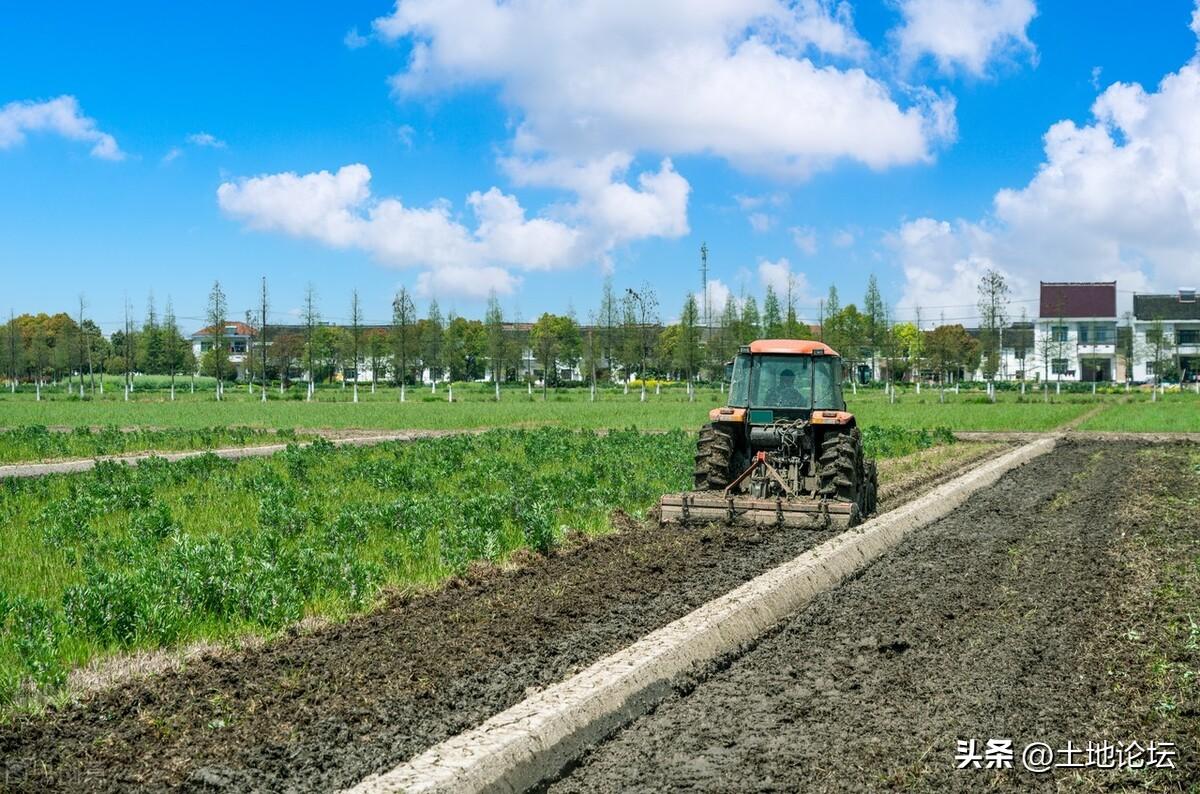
[2, 1, 1199, 333]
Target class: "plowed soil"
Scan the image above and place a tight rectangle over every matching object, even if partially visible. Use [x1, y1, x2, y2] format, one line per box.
[551, 441, 1200, 792]
[3, 507, 855, 791]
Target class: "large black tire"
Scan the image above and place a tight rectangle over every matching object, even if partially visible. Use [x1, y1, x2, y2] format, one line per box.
[694, 423, 735, 491]
[817, 428, 861, 504]
[862, 459, 878, 516]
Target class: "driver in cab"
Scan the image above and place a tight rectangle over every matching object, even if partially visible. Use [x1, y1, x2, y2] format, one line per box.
[766, 368, 804, 407]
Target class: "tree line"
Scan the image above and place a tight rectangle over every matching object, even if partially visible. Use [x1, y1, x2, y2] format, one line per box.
[3, 268, 1016, 393]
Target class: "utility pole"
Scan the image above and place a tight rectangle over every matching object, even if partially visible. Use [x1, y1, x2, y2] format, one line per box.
[700, 242, 710, 339]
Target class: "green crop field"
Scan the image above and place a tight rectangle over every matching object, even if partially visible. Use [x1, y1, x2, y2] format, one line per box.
[0, 425, 310, 465]
[8, 380, 1198, 438]
[0, 425, 951, 710]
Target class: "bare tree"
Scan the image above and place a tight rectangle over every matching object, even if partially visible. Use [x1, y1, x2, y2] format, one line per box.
[207, 281, 228, 399]
[391, 287, 416, 400]
[260, 277, 270, 399]
[977, 268, 1010, 381]
[350, 289, 363, 400]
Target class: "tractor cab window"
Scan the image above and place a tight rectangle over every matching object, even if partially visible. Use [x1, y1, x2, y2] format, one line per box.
[728, 353, 751, 407]
[813, 357, 844, 409]
[751, 355, 812, 409]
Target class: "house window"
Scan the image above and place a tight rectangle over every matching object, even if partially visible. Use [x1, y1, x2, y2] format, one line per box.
[1051, 358, 1068, 374]
[1179, 329, 1200, 345]
[1051, 325, 1069, 342]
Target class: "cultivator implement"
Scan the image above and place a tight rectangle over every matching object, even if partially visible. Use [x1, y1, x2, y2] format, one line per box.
[660, 451, 859, 529]
[660, 491, 856, 528]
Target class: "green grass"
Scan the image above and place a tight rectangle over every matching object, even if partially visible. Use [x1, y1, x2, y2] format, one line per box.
[0, 426, 310, 464]
[1074, 393, 1200, 432]
[0, 424, 952, 710]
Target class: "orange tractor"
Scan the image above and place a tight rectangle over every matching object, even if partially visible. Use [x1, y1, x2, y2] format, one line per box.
[661, 339, 877, 529]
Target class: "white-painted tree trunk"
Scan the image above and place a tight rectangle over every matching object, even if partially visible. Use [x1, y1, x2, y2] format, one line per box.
[640, 384, 646, 402]
[36, 381, 41, 401]
[353, 383, 358, 403]
[496, 381, 501, 401]
[170, 384, 175, 401]
[448, 384, 453, 403]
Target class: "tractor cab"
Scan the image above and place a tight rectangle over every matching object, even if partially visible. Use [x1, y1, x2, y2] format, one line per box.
[728, 340, 846, 421]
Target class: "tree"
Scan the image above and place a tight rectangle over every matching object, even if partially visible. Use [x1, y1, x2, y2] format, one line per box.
[391, 287, 416, 390]
[825, 304, 867, 380]
[762, 285, 784, 338]
[599, 276, 620, 380]
[676, 294, 702, 382]
[162, 297, 184, 394]
[141, 292, 164, 374]
[365, 328, 389, 390]
[892, 322, 922, 381]
[863, 275, 887, 379]
[623, 285, 658, 381]
[977, 268, 1010, 380]
[783, 276, 808, 338]
[925, 324, 980, 383]
[1143, 317, 1173, 383]
[821, 285, 840, 342]
[259, 277, 270, 393]
[422, 299, 444, 384]
[443, 317, 487, 381]
[485, 291, 508, 384]
[206, 281, 228, 395]
[529, 313, 579, 396]
[349, 289, 363, 391]
[739, 295, 761, 343]
[302, 283, 319, 395]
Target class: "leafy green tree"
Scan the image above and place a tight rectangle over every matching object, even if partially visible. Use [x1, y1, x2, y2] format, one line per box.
[485, 291, 508, 384]
[863, 275, 887, 378]
[422, 299, 444, 384]
[391, 287, 416, 387]
[675, 294, 702, 381]
[530, 313, 580, 396]
[740, 295, 761, 343]
[762, 285, 784, 338]
[444, 317, 487, 381]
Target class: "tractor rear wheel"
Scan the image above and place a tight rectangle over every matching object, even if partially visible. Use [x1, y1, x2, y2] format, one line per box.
[862, 459, 878, 516]
[694, 423, 735, 491]
[817, 428, 862, 505]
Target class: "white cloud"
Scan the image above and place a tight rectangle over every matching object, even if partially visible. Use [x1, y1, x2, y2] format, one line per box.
[374, 0, 954, 178]
[894, 18, 1200, 318]
[790, 226, 818, 255]
[396, 123, 415, 148]
[1090, 65, 1102, 90]
[0, 95, 123, 160]
[758, 257, 816, 309]
[344, 28, 370, 49]
[694, 278, 736, 320]
[748, 212, 773, 233]
[1192, 0, 1200, 40]
[832, 228, 856, 247]
[893, 0, 1036, 76]
[186, 131, 226, 148]
[161, 147, 182, 164]
[218, 159, 687, 297]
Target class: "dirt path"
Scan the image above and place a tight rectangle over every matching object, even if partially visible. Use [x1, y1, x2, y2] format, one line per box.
[0, 445, 1011, 792]
[0, 430, 467, 479]
[550, 441, 1195, 792]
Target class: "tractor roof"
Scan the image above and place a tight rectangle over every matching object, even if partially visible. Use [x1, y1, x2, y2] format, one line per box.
[748, 339, 840, 357]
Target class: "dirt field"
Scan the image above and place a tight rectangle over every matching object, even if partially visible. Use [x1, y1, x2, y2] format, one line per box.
[549, 441, 1200, 792]
[4, 440, 1196, 792]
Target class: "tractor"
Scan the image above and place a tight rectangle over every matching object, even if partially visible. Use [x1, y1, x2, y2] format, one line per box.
[660, 339, 878, 528]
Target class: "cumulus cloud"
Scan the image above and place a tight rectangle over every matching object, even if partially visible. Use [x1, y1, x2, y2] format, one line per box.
[0, 95, 123, 160]
[893, 0, 1037, 76]
[344, 28, 370, 49]
[374, 0, 954, 178]
[790, 226, 818, 255]
[894, 17, 1200, 317]
[758, 257, 815, 306]
[217, 160, 687, 297]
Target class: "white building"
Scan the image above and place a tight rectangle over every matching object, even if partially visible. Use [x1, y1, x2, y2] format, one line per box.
[190, 321, 253, 379]
[1131, 289, 1200, 383]
[1034, 281, 1118, 382]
